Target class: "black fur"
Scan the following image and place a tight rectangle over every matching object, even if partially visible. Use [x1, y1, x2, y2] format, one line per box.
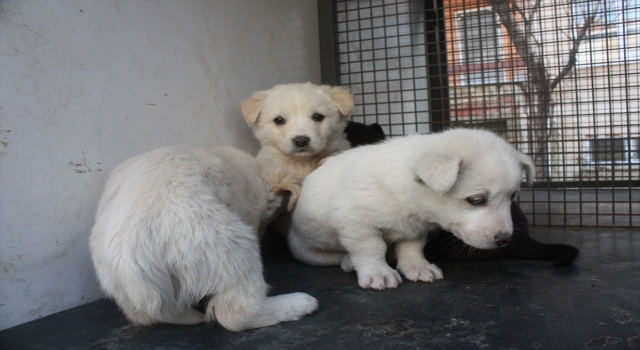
[344, 121, 385, 147]
[424, 203, 579, 267]
[344, 122, 579, 267]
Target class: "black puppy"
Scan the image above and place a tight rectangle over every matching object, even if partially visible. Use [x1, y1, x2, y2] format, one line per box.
[424, 203, 578, 267]
[344, 121, 386, 147]
[345, 121, 579, 267]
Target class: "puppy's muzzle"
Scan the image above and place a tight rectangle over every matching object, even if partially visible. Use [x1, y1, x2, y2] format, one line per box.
[494, 232, 511, 247]
[292, 135, 311, 150]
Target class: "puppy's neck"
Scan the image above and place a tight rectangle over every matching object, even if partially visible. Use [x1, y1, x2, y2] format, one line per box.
[256, 146, 323, 182]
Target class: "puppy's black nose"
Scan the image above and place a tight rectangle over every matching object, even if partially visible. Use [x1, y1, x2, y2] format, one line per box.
[494, 233, 511, 247]
[292, 136, 310, 148]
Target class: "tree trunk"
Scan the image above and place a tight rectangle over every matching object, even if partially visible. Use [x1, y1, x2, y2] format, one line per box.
[486, 0, 552, 180]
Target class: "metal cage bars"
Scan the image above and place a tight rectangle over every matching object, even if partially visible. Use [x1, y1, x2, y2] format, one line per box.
[320, 0, 639, 227]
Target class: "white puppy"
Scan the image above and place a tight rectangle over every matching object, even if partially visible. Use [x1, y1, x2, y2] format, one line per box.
[241, 82, 354, 211]
[90, 146, 317, 331]
[288, 129, 535, 290]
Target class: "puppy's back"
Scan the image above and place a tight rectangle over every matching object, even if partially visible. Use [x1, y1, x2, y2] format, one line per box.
[298, 129, 526, 210]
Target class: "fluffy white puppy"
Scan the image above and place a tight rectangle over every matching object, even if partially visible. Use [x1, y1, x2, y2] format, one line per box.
[241, 82, 353, 211]
[288, 129, 535, 290]
[90, 146, 317, 331]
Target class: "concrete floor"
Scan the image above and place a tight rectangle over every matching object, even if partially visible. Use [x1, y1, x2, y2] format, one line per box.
[1, 227, 639, 350]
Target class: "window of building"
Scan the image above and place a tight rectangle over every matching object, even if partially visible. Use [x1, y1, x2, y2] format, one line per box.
[587, 136, 640, 163]
[455, 8, 506, 85]
[576, 0, 640, 65]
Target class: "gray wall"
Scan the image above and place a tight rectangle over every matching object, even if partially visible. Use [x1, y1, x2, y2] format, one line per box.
[0, 0, 321, 330]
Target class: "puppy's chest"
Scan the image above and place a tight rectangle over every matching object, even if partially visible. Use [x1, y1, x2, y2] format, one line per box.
[379, 214, 436, 242]
[287, 160, 320, 182]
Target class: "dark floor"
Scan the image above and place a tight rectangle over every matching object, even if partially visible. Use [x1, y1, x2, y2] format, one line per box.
[1, 227, 639, 350]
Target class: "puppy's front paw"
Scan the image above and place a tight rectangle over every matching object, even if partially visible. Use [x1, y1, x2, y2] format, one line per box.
[357, 265, 403, 290]
[398, 260, 444, 282]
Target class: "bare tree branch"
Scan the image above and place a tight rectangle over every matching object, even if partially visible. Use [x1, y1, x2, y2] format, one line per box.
[550, 2, 600, 90]
[527, 26, 542, 53]
[512, 1, 527, 20]
[488, 0, 539, 73]
[486, 0, 599, 180]
[525, 0, 542, 30]
[528, 0, 541, 20]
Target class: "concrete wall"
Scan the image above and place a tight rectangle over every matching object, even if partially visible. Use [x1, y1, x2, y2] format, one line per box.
[0, 0, 321, 330]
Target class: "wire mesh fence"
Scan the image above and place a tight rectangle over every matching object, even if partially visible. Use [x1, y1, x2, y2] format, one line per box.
[323, 0, 639, 227]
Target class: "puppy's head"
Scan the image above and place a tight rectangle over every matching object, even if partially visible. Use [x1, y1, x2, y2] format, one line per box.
[344, 121, 386, 147]
[413, 129, 535, 250]
[241, 82, 354, 158]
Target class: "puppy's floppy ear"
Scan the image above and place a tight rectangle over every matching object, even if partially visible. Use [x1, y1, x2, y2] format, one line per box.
[414, 153, 462, 195]
[516, 151, 536, 187]
[240, 91, 269, 127]
[322, 85, 355, 117]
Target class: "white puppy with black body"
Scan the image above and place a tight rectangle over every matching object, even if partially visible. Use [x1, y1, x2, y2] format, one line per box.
[288, 129, 535, 290]
[90, 149, 314, 332]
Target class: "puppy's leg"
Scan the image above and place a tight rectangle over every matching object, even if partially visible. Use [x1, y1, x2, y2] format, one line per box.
[339, 229, 402, 290]
[288, 230, 347, 266]
[505, 203, 579, 267]
[116, 297, 158, 326]
[156, 308, 206, 325]
[121, 310, 156, 326]
[340, 254, 354, 272]
[111, 279, 206, 326]
[395, 236, 444, 282]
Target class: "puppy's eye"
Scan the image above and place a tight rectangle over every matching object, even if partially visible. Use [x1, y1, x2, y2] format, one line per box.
[466, 196, 487, 206]
[312, 113, 325, 122]
[273, 116, 286, 125]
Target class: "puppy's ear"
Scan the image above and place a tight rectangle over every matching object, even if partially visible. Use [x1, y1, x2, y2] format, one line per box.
[240, 91, 269, 127]
[516, 151, 536, 187]
[370, 123, 385, 139]
[323, 85, 355, 117]
[414, 154, 462, 195]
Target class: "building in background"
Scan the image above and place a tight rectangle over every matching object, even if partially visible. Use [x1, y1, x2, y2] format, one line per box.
[445, 0, 639, 182]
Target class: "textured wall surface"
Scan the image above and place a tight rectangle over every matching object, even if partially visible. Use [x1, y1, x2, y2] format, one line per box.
[0, 0, 321, 330]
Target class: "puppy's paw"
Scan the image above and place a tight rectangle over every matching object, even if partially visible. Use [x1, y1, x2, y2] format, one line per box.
[270, 174, 301, 211]
[398, 261, 444, 282]
[357, 266, 403, 290]
[267, 170, 300, 193]
[340, 254, 355, 272]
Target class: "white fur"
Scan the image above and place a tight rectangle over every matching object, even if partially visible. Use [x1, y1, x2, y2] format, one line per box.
[288, 129, 535, 290]
[90, 145, 317, 331]
[241, 82, 354, 210]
